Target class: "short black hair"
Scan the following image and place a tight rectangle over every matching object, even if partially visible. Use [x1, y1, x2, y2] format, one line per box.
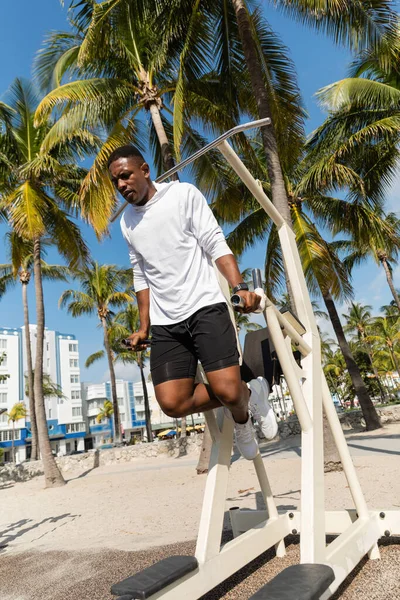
[107, 145, 145, 168]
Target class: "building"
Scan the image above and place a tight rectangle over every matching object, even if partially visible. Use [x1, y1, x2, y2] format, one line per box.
[82, 379, 148, 447]
[82, 379, 206, 446]
[0, 325, 86, 463]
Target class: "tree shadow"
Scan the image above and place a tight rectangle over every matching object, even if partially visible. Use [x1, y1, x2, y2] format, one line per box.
[67, 450, 100, 481]
[347, 442, 400, 456]
[0, 513, 80, 551]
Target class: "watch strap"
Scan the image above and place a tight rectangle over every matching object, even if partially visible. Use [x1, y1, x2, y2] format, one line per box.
[232, 283, 249, 294]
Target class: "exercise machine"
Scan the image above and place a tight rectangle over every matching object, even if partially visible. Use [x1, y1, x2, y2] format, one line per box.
[111, 119, 400, 600]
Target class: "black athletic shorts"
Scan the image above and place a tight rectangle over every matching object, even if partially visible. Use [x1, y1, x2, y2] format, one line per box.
[150, 302, 240, 386]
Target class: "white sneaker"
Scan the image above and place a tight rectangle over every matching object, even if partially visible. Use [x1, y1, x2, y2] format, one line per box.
[224, 409, 259, 460]
[248, 377, 278, 440]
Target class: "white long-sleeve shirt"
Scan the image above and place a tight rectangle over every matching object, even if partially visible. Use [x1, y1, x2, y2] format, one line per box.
[120, 181, 233, 325]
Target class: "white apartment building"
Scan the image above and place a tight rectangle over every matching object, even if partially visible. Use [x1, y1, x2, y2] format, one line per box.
[82, 379, 193, 446]
[0, 325, 85, 463]
[83, 379, 151, 447]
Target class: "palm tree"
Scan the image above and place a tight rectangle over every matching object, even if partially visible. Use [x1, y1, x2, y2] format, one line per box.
[381, 297, 400, 320]
[96, 400, 114, 442]
[7, 402, 27, 464]
[34, 0, 255, 234]
[0, 233, 70, 460]
[339, 214, 400, 312]
[343, 302, 388, 402]
[59, 262, 133, 443]
[368, 317, 400, 379]
[84, 310, 153, 443]
[113, 304, 153, 442]
[213, 138, 382, 429]
[0, 79, 90, 487]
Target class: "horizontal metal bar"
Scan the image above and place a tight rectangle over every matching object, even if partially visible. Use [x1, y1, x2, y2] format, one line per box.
[110, 118, 271, 222]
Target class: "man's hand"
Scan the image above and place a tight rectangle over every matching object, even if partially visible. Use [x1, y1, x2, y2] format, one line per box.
[124, 330, 150, 351]
[235, 290, 262, 313]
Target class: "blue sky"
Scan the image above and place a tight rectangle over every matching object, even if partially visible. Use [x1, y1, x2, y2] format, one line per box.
[0, 1, 398, 384]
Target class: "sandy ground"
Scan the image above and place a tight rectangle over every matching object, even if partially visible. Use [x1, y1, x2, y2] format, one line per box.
[1, 425, 399, 599]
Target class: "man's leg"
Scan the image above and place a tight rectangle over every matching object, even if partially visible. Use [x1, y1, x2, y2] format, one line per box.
[154, 366, 249, 421]
[154, 378, 221, 418]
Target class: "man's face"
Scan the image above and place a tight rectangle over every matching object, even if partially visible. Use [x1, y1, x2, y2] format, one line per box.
[109, 157, 151, 206]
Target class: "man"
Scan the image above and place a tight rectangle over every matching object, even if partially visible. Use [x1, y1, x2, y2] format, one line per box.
[109, 145, 278, 459]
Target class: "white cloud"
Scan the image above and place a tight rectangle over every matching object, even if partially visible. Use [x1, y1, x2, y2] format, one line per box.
[100, 361, 151, 384]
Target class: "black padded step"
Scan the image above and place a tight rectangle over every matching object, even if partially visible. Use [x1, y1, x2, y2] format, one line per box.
[111, 555, 198, 599]
[250, 564, 335, 600]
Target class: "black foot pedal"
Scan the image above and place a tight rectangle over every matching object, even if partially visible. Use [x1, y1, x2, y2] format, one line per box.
[111, 555, 198, 599]
[249, 564, 335, 600]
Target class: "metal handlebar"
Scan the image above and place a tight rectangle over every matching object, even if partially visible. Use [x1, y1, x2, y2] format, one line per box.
[110, 118, 271, 222]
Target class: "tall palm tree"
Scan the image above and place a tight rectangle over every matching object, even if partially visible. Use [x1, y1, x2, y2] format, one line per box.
[34, 0, 256, 234]
[0, 233, 70, 460]
[6, 402, 27, 464]
[213, 138, 382, 429]
[84, 311, 153, 443]
[59, 262, 134, 443]
[343, 302, 388, 402]
[0, 79, 90, 487]
[113, 303, 153, 442]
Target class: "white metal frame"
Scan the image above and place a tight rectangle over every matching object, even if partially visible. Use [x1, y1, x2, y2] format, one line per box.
[114, 120, 400, 599]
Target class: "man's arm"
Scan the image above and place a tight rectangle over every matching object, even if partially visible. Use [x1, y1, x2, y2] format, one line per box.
[215, 254, 262, 313]
[127, 288, 150, 349]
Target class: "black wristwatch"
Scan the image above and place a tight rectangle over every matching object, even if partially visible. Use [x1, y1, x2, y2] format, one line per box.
[232, 283, 249, 294]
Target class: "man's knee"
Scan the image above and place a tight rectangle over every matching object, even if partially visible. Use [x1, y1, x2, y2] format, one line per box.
[156, 393, 187, 418]
[211, 378, 244, 408]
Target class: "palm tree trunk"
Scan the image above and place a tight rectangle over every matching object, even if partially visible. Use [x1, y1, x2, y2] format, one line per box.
[364, 342, 387, 403]
[231, 0, 296, 309]
[22, 282, 38, 460]
[101, 317, 121, 443]
[389, 347, 400, 378]
[12, 420, 15, 464]
[381, 258, 400, 312]
[196, 421, 212, 474]
[231, 0, 291, 226]
[323, 290, 381, 430]
[148, 102, 179, 180]
[180, 417, 187, 438]
[138, 353, 152, 442]
[32, 237, 65, 487]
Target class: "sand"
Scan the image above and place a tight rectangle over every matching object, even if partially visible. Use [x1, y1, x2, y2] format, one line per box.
[0, 425, 399, 599]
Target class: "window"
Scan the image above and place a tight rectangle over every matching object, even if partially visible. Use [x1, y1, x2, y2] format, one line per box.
[135, 396, 144, 405]
[66, 422, 85, 434]
[70, 374, 80, 384]
[120, 413, 125, 422]
[69, 343, 78, 353]
[69, 359, 79, 368]
[46, 343, 49, 351]
[47, 358, 50, 368]
[89, 416, 97, 426]
[118, 397, 124, 406]
[0, 354, 7, 368]
[0, 430, 20, 441]
[0, 339, 7, 349]
[0, 393, 6, 404]
[0, 377, 7, 386]
[71, 390, 81, 400]
[0, 413, 8, 423]
[72, 407, 82, 417]
[48, 408, 52, 419]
